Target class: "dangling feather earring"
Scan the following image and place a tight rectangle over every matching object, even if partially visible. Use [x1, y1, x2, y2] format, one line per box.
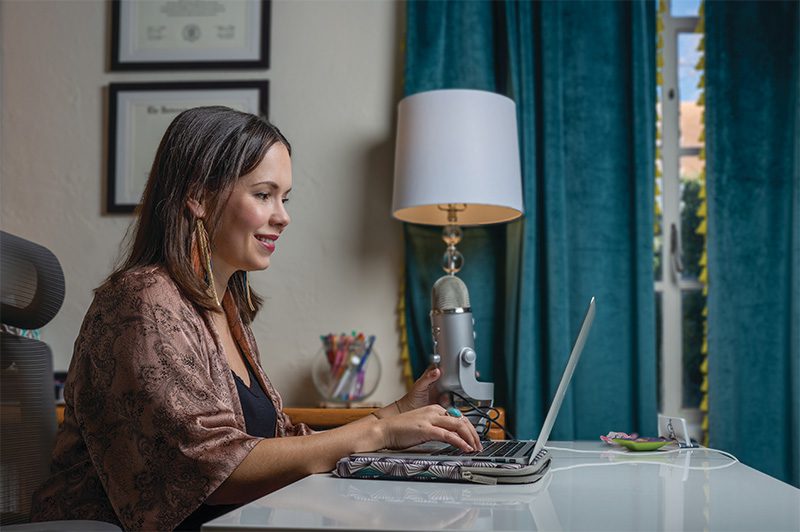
[194, 219, 220, 307]
[243, 271, 256, 312]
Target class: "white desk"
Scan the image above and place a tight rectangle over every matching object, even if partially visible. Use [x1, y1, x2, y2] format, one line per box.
[203, 442, 800, 531]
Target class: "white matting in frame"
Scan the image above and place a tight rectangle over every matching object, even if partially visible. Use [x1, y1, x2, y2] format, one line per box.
[107, 81, 268, 213]
[111, 0, 270, 70]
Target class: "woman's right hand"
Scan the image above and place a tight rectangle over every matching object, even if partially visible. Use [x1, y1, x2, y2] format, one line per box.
[376, 404, 482, 453]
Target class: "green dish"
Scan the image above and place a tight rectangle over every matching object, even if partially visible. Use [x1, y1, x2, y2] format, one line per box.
[612, 438, 670, 452]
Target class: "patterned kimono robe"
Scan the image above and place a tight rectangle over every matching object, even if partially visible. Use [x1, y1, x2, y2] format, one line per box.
[31, 267, 310, 530]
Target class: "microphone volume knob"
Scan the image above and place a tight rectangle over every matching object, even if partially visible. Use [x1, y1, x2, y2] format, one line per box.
[460, 348, 477, 366]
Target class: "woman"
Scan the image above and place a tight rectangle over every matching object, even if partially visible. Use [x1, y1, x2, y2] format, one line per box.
[31, 107, 480, 531]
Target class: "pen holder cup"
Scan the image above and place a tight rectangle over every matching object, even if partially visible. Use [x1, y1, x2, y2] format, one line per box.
[311, 345, 381, 404]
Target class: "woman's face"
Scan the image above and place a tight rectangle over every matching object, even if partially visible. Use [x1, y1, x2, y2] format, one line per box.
[210, 142, 292, 277]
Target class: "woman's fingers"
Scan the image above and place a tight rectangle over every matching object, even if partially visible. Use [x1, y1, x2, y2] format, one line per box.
[397, 368, 443, 413]
[433, 426, 474, 452]
[423, 366, 441, 383]
[438, 415, 482, 452]
[424, 409, 482, 452]
[384, 404, 483, 453]
[416, 365, 440, 383]
[436, 406, 482, 451]
[460, 417, 483, 451]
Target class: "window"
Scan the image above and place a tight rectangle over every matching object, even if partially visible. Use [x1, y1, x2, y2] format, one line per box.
[655, 0, 706, 440]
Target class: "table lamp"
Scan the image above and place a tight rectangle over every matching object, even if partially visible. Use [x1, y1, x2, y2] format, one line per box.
[391, 89, 524, 409]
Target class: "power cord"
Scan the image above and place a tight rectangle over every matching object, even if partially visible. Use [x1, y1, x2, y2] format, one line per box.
[545, 445, 740, 473]
[550, 460, 739, 473]
[545, 444, 739, 462]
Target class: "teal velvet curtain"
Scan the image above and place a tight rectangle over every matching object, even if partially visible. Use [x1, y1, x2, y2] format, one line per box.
[705, 0, 800, 486]
[403, 1, 657, 440]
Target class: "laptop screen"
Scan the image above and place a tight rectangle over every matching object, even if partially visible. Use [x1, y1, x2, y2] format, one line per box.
[528, 297, 596, 463]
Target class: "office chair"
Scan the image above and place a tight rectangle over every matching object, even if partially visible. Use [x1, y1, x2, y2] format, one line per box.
[0, 231, 120, 531]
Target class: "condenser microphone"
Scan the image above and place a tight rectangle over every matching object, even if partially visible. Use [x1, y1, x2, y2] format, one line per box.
[429, 275, 494, 404]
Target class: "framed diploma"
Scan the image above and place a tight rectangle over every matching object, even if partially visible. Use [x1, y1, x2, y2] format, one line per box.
[110, 0, 270, 70]
[107, 80, 269, 213]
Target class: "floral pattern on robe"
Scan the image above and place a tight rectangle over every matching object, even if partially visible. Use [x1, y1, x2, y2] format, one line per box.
[31, 267, 310, 530]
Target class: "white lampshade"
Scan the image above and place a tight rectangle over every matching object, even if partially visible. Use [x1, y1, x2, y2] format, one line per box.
[392, 89, 524, 226]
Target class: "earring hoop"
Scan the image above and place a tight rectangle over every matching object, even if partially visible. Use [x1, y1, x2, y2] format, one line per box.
[194, 219, 220, 307]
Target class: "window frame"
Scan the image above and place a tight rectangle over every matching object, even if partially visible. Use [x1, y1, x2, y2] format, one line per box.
[656, 2, 703, 438]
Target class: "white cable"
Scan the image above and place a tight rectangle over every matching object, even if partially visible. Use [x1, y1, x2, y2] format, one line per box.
[550, 459, 739, 473]
[545, 445, 740, 466]
[545, 445, 687, 457]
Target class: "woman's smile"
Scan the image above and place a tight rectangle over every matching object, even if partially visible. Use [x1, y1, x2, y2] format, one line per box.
[254, 233, 278, 253]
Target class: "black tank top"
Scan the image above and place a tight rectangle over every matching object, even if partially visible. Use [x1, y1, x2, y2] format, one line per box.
[232, 362, 278, 438]
[177, 362, 278, 530]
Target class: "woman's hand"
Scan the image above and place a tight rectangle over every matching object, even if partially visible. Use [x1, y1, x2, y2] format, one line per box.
[395, 365, 444, 414]
[377, 404, 482, 453]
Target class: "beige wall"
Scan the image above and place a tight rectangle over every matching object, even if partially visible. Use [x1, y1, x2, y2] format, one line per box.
[0, 0, 407, 406]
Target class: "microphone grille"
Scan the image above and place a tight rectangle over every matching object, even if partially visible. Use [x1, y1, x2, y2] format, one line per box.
[431, 275, 470, 310]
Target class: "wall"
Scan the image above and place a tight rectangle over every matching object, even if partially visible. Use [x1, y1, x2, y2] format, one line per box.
[0, 0, 407, 406]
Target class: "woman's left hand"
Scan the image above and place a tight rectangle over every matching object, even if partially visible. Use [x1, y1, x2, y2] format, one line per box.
[395, 365, 443, 413]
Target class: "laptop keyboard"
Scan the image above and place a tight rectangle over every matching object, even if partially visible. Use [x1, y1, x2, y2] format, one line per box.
[432, 440, 529, 458]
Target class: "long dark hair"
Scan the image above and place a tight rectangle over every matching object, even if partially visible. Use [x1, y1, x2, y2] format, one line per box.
[107, 106, 291, 324]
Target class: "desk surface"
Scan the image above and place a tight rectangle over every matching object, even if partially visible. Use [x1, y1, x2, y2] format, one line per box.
[203, 441, 800, 532]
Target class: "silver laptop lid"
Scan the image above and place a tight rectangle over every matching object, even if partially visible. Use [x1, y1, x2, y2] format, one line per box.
[528, 297, 596, 463]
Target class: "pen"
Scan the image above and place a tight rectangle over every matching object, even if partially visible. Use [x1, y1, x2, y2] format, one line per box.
[353, 335, 375, 399]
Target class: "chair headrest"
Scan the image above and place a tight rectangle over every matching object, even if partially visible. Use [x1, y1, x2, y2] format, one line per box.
[1, 231, 65, 329]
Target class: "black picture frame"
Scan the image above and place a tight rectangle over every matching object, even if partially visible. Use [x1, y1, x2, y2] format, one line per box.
[110, 0, 270, 71]
[106, 80, 269, 214]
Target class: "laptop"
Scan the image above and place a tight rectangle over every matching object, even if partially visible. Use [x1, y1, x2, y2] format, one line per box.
[353, 297, 596, 466]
